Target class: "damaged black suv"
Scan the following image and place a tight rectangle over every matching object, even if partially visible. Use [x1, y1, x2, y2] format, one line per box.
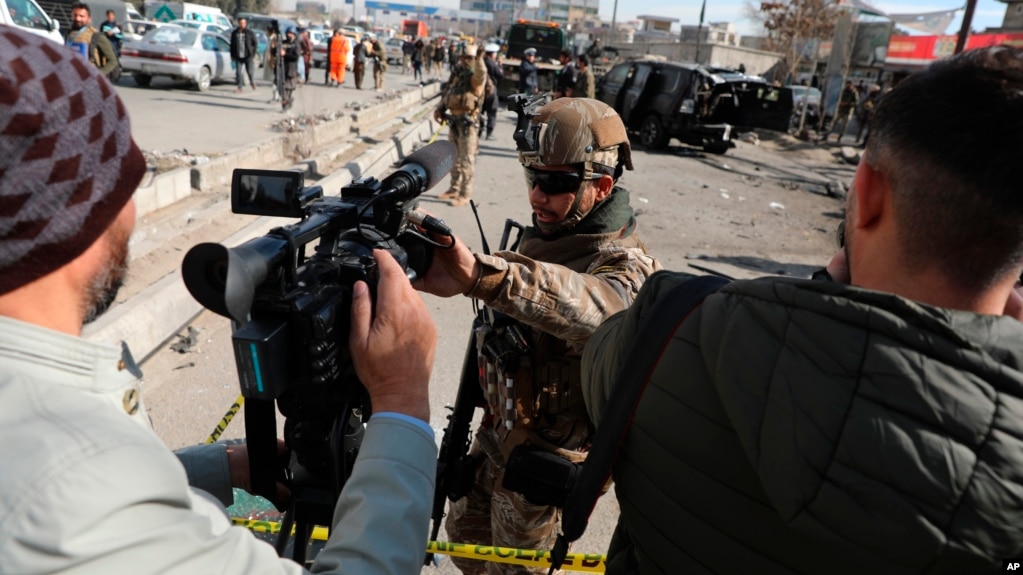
[596, 60, 793, 153]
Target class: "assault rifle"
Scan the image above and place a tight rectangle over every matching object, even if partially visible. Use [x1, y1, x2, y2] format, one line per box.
[424, 214, 524, 566]
[424, 327, 483, 565]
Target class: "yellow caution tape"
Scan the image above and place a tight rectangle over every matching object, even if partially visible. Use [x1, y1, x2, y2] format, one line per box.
[205, 395, 245, 444]
[232, 517, 331, 542]
[426, 540, 605, 573]
[231, 518, 606, 573]
[426, 120, 444, 145]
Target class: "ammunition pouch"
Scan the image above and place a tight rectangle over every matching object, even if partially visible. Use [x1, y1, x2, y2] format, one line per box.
[502, 443, 580, 507]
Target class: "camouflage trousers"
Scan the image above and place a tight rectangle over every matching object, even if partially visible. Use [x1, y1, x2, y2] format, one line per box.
[446, 426, 578, 575]
[447, 118, 479, 199]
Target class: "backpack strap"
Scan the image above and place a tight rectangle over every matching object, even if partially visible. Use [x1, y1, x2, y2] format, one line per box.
[547, 274, 731, 574]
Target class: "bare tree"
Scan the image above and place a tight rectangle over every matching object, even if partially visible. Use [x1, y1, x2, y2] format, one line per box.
[752, 0, 840, 84]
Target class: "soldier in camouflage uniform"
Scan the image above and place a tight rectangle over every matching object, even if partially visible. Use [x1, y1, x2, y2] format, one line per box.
[416, 98, 662, 574]
[434, 44, 487, 207]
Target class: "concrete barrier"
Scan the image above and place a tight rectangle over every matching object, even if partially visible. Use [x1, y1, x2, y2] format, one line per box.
[134, 167, 192, 218]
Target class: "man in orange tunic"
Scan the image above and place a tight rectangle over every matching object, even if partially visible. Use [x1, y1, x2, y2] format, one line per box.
[326, 29, 349, 86]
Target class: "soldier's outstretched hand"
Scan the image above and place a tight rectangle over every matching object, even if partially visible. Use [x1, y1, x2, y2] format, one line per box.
[413, 234, 479, 298]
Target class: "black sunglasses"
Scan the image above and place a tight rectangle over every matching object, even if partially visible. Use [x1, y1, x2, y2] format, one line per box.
[523, 167, 601, 196]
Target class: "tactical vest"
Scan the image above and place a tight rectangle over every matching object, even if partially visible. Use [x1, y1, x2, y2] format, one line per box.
[443, 63, 483, 115]
[474, 313, 590, 457]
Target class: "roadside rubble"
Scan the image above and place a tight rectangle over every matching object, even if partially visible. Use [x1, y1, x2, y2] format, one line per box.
[144, 149, 223, 174]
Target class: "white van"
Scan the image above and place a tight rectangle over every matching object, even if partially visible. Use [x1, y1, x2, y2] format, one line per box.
[1, 0, 63, 43]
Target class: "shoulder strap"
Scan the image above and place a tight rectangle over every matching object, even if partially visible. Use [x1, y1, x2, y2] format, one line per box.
[547, 274, 731, 574]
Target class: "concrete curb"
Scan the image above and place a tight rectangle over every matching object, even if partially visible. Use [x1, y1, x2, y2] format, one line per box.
[82, 112, 444, 362]
[132, 82, 442, 219]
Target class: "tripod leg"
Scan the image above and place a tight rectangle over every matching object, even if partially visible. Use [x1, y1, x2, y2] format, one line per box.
[292, 521, 314, 565]
[275, 504, 295, 557]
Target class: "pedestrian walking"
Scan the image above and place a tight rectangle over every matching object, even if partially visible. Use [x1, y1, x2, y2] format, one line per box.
[279, 27, 302, 110]
[230, 17, 258, 93]
[574, 54, 595, 99]
[325, 29, 348, 86]
[412, 37, 424, 83]
[479, 43, 503, 140]
[262, 22, 280, 102]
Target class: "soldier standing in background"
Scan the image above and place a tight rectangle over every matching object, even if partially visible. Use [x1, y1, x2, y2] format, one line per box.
[433, 44, 487, 207]
[371, 36, 388, 91]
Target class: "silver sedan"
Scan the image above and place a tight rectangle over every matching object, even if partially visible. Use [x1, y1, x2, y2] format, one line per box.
[120, 25, 234, 91]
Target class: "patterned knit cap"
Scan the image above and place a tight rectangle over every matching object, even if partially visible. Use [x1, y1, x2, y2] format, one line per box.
[0, 26, 145, 295]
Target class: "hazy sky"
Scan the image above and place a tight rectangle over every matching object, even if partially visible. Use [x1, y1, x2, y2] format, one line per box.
[431, 0, 1008, 37]
[594, 0, 1007, 36]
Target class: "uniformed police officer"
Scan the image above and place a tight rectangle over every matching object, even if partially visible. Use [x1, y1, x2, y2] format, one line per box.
[416, 98, 662, 574]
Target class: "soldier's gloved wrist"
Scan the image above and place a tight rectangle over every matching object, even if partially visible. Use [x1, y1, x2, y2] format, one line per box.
[466, 253, 508, 299]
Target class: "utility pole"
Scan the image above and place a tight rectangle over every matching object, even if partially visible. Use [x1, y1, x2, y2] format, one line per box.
[694, 0, 706, 63]
[954, 0, 978, 54]
[610, 0, 617, 44]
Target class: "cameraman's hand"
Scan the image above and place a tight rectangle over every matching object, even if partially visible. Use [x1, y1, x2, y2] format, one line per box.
[412, 234, 479, 297]
[350, 250, 435, 423]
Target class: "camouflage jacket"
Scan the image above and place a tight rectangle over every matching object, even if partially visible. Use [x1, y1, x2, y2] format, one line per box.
[466, 188, 661, 442]
[441, 57, 487, 117]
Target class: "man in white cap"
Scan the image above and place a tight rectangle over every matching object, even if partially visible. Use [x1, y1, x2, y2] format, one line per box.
[480, 43, 504, 141]
[434, 43, 487, 206]
[518, 46, 538, 94]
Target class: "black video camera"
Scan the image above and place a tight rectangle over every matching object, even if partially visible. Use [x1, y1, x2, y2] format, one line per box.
[506, 92, 552, 154]
[181, 141, 456, 559]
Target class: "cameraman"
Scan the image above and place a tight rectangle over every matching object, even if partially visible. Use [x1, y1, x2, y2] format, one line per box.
[416, 98, 661, 575]
[0, 28, 437, 575]
[581, 47, 1023, 573]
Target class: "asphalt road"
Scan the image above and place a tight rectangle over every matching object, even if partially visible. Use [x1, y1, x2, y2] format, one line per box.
[121, 74, 852, 572]
[115, 64, 437, 153]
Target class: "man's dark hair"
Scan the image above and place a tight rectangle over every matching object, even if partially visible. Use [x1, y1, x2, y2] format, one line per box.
[867, 46, 1023, 289]
[105, 9, 114, 16]
[71, 2, 91, 14]
[560, 48, 571, 58]
[577, 54, 589, 66]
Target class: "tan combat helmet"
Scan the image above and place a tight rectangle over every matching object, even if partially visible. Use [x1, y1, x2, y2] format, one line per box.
[519, 98, 633, 178]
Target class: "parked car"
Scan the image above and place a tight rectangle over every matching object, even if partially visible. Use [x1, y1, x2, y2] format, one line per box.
[595, 60, 793, 153]
[384, 36, 404, 65]
[311, 33, 355, 70]
[788, 85, 823, 129]
[120, 25, 234, 91]
[168, 18, 229, 35]
[306, 28, 328, 46]
[789, 85, 822, 107]
[234, 13, 298, 39]
[122, 18, 164, 42]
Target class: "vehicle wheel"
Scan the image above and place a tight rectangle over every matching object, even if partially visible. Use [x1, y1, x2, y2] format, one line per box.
[195, 66, 212, 92]
[133, 73, 152, 87]
[704, 143, 731, 155]
[639, 115, 669, 149]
